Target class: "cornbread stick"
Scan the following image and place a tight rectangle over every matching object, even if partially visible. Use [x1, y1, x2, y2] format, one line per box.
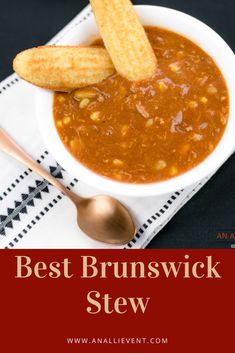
[90, 0, 157, 81]
[13, 46, 115, 91]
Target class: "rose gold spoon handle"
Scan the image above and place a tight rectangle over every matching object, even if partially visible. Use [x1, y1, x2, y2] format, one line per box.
[0, 128, 79, 201]
[0, 128, 136, 245]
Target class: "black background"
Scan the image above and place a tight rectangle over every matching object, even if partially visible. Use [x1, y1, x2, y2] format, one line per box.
[0, 0, 235, 248]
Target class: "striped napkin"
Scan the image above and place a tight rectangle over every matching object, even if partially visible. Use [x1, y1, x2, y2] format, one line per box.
[0, 5, 222, 249]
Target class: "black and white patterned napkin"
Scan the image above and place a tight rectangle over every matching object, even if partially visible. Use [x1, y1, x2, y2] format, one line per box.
[0, 5, 224, 249]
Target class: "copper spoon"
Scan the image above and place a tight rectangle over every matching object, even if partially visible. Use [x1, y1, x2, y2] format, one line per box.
[0, 128, 135, 245]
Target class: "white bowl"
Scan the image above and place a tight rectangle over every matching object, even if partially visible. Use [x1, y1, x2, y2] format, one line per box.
[36, 5, 235, 197]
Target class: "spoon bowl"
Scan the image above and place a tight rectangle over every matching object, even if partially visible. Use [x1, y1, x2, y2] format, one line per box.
[76, 195, 136, 244]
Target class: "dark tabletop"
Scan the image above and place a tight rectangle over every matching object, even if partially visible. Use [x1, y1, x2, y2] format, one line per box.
[1, 0, 235, 248]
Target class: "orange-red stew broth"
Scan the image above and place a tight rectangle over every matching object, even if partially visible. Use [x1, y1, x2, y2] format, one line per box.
[53, 26, 229, 183]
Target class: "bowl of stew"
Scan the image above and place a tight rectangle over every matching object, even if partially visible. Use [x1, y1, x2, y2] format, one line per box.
[36, 5, 235, 197]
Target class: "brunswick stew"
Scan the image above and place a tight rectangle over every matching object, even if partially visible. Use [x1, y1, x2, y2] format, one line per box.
[53, 26, 229, 183]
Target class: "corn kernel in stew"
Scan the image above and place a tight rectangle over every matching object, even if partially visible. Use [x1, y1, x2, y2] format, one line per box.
[79, 98, 90, 108]
[63, 116, 71, 125]
[90, 112, 100, 122]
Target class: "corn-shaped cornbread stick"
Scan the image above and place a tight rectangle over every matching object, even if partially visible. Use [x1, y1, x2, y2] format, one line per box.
[13, 46, 115, 91]
[90, 0, 157, 81]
